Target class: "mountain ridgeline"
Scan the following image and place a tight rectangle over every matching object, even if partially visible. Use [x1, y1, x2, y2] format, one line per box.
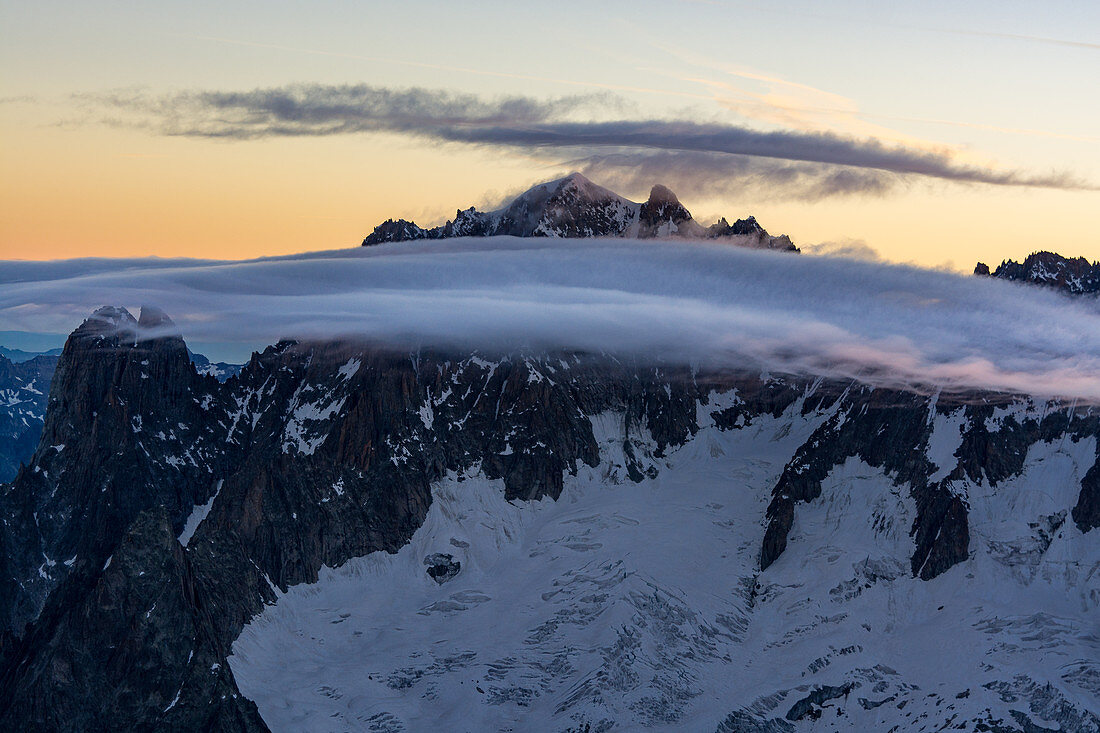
[361, 173, 798, 251]
[0, 306, 1097, 731]
[975, 251, 1100, 295]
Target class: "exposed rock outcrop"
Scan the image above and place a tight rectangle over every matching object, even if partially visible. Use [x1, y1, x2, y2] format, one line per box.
[0, 507, 266, 731]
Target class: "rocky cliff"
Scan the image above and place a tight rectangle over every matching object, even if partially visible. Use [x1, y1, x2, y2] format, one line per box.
[0, 342, 237, 485]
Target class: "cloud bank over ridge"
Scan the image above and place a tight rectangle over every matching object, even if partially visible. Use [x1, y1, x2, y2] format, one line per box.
[3, 238, 1100, 401]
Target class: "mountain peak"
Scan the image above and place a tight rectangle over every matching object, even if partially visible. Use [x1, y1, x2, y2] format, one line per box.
[88, 306, 137, 330]
[535, 172, 625, 206]
[73, 307, 139, 346]
[638, 183, 697, 237]
[974, 250, 1100, 295]
[137, 305, 175, 330]
[645, 183, 681, 206]
[4, 314, 1097, 730]
[556, 171, 594, 188]
[361, 174, 797, 251]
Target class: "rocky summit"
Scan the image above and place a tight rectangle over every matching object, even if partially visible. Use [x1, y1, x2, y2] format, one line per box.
[975, 251, 1100, 295]
[361, 173, 798, 251]
[0, 306, 1098, 732]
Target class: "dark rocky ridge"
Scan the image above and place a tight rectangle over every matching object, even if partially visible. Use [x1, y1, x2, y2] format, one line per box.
[362, 173, 798, 251]
[1, 306, 1097, 730]
[0, 352, 58, 483]
[1, 507, 265, 731]
[975, 251, 1100, 295]
[0, 342, 237, 485]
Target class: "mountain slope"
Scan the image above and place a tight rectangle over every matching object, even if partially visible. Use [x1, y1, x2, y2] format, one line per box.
[0, 308, 1097, 731]
[362, 173, 797, 251]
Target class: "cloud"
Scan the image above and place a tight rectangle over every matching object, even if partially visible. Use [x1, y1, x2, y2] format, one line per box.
[802, 239, 883, 261]
[571, 150, 897, 201]
[82, 85, 607, 137]
[3, 238, 1100, 402]
[942, 29, 1100, 52]
[83, 84, 1093, 193]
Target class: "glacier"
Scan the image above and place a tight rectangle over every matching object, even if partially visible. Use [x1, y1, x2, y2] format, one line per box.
[231, 397, 1100, 732]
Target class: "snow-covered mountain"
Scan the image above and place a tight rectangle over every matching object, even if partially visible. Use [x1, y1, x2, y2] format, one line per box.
[1, 306, 1097, 732]
[362, 173, 798, 251]
[975, 251, 1100, 295]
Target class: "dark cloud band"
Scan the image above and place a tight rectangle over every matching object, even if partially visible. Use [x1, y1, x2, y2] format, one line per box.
[85, 83, 1093, 193]
[570, 150, 897, 200]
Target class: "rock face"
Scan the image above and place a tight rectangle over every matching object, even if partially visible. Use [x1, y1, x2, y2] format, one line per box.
[0, 306, 233, 636]
[0, 339, 237, 485]
[0, 352, 58, 483]
[1, 307, 1098, 731]
[362, 173, 799, 251]
[0, 507, 265, 731]
[975, 251, 1100, 294]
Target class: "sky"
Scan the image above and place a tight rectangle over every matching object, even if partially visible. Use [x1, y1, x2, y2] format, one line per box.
[1, 1, 1098, 268]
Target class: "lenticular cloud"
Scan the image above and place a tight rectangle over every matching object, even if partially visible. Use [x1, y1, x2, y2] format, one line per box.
[2, 237, 1099, 401]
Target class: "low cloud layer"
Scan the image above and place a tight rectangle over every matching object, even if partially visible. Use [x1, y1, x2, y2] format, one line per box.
[3, 238, 1100, 401]
[84, 83, 1092, 195]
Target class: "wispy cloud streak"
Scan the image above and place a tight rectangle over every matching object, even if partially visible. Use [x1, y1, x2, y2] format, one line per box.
[942, 29, 1100, 51]
[83, 84, 1094, 192]
[571, 150, 897, 200]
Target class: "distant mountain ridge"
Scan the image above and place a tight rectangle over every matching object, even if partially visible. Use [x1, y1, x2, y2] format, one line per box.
[362, 173, 797, 251]
[0, 346, 63, 364]
[975, 251, 1100, 295]
[187, 350, 244, 382]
